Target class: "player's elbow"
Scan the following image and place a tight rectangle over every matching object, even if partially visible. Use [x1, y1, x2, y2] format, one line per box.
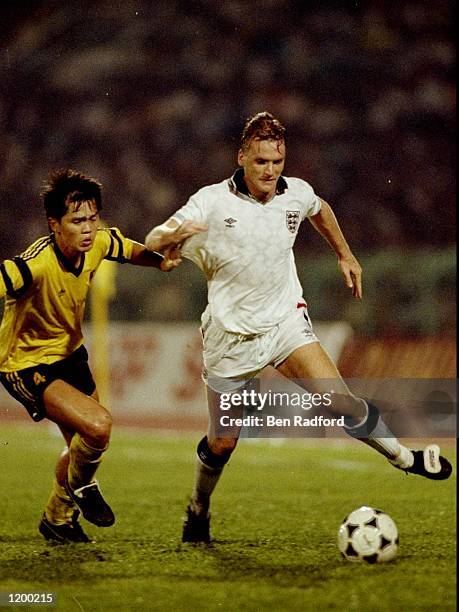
[145, 220, 178, 251]
[144, 228, 158, 251]
[146, 226, 168, 252]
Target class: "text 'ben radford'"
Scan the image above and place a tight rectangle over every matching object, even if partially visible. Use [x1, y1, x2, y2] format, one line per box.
[219, 415, 345, 428]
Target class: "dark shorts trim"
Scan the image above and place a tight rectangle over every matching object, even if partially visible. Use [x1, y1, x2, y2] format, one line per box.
[0, 345, 96, 422]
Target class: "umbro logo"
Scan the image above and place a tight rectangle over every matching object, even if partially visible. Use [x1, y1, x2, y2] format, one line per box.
[224, 217, 237, 228]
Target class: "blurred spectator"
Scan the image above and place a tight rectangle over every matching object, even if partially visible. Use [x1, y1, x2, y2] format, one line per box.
[0, 0, 455, 257]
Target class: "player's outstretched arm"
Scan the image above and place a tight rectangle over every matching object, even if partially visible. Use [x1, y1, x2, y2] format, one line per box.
[127, 242, 183, 272]
[308, 198, 362, 299]
[145, 219, 208, 253]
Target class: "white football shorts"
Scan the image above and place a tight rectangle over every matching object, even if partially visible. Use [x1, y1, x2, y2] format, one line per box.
[201, 305, 319, 393]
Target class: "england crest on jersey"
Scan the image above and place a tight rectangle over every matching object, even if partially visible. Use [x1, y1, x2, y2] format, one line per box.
[286, 210, 300, 233]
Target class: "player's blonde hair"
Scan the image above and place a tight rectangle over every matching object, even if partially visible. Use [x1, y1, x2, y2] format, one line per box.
[240, 111, 286, 151]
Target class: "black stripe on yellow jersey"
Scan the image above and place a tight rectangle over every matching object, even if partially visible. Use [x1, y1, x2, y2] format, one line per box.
[106, 228, 125, 262]
[0, 227, 134, 372]
[22, 236, 53, 261]
[0, 257, 33, 299]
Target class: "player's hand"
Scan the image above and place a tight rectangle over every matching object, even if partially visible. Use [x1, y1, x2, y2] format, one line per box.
[338, 255, 362, 299]
[161, 220, 208, 249]
[160, 246, 182, 272]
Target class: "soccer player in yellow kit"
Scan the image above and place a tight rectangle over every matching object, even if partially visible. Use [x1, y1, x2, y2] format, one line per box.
[0, 169, 206, 543]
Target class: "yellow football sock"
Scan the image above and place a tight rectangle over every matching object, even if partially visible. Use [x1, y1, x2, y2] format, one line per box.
[68, 434, 108, 491]
[44, 479, 76, 525]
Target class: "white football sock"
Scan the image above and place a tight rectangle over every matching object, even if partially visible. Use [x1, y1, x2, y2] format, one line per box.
[388, 446, 414, 469]
[190, 458, 224, 515]
[345, 401, 414, 468]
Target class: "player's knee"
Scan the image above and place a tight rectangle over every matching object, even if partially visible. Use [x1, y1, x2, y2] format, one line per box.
[197, 435, 235, 468]
[85, 409, 112, 448]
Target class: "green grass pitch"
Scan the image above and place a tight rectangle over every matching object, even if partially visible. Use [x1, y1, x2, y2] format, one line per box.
[0, 424, 455, 611]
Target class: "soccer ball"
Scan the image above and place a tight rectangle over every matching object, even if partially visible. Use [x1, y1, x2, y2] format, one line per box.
[338, 506, 399, 563]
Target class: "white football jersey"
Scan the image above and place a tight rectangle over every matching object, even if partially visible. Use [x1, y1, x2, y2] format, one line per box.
[173, 169, 321, 334]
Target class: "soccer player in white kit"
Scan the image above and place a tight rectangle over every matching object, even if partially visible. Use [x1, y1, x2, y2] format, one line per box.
[145, 112, 452, 543]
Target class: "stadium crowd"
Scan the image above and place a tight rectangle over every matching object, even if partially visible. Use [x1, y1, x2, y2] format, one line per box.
[0, 0, 455, 259]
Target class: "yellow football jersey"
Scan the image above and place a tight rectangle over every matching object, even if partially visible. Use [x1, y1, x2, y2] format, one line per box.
[0, 227, 134, 371]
